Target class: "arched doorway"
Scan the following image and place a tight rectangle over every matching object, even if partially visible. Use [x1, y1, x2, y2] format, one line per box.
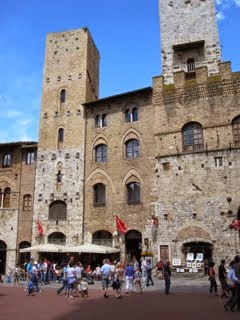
[183, 241, 213, 262]
[19, 241, 31, 267]
[92, 230, 112, 247]
[0, 240, 7, 274]
[125, 230, 142, 261]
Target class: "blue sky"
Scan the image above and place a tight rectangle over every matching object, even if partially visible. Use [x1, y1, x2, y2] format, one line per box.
[0, 0, 239, 142]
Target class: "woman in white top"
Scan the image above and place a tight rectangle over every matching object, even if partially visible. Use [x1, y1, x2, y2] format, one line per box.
[66, 262, 77, 298]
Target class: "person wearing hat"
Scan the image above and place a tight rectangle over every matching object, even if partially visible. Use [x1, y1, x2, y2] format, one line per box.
[32, 260, 40, 293]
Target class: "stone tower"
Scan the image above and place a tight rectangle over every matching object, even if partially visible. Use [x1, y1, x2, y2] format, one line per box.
[32, 28, 99, 246]
[160, 0, 221, 83]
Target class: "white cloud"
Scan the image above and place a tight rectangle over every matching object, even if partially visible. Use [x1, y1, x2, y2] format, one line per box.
[216, 11, 225, 20]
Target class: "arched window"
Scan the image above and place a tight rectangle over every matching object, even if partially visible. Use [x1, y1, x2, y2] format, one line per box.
[92, 230, 113, 247]
[182, 122, 204, 151]
[3, 187, 11, 208]
[132, 108, 138, 122]
[49, 200, 67, 220]
[57, 170, 62, 183]
[102, 114, 107, 127]
[126, 139, 139, 158]
[125, 109, 132, 123]
[26, 151, 35, 165]
[23, 194, 32, 211]
[125, 107, 138, 123]
[95, 144, 107, 162]
[232, 116, 240, 146]
[127, 182, 140, 205]
[93, 183, 106, 207]
[96, 115, 101, 128]
[3, 154, 11, 168]
[187, 58, 195, 72]
[58, 128, 64, 149]
[60, 89, 66, 103]
[96, 114, 107, 128]
[48, 232, 66, 245]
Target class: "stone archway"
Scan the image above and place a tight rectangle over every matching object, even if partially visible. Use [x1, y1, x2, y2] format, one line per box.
[19, 241, 31, 266]
[125, 229, 142, 261]
[92, 230, 113, 247]
[175, 225, 213, 266]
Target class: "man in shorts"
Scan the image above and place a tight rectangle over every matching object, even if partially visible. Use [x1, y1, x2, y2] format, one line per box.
[101, 259, 112, 298]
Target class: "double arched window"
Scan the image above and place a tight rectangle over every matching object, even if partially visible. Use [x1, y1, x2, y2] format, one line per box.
[125, 107, 138, 123]
[2, 154, 11, 168]
[93, 183, 106, 207]
[96, 114, 107, 128]
[182, 122, 204, 152]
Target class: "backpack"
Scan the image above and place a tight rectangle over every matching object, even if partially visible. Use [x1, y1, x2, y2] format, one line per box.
[157, 261, 163, 270]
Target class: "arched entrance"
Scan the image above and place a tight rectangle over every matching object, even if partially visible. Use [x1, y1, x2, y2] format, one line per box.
[125, 230, 142, 261]
[19, 241, 31, 266]
[0, 240, 7, 274]
[183, 241, 213, 262]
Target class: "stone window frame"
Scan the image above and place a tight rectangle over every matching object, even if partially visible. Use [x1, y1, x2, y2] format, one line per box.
[232, 115, 240, 146]
[92, 230, 112, 247]
[48, 232, 66, 245]
[93, 183, 106, 207]
[23, 194, 32, 211]
[182, 122, 204, 152]
[60, 89, 66, 104]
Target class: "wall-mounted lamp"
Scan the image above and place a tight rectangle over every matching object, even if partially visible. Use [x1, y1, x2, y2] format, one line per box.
[72, 234, 79, 242]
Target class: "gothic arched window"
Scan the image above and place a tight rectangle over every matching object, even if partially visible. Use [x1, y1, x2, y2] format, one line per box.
[95, 144, 107, 163]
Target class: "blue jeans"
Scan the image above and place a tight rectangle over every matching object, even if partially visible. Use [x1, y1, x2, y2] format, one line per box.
[57, 279, 68, 294]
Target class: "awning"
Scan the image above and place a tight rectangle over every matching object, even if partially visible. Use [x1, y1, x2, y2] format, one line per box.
[19, 244, 66, 253]
[62, 243, 120, 254]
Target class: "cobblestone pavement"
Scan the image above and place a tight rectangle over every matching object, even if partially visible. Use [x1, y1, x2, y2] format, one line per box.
[0, 277, 239, 320]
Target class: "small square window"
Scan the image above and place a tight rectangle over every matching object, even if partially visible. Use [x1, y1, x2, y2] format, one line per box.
[214, 157, 223, 167]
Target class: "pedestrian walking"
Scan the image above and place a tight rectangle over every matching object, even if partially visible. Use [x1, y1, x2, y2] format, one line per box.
[163, 260, 171, 295]
[208, 262, 218, 296]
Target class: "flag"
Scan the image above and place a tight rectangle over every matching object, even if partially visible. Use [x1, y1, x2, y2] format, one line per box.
[37, 219, 43, 235]
[116, 215, 127, 233]
[229, 219, 240, 230]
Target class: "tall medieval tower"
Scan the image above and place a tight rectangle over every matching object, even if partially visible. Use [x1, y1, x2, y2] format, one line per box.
[32, 28, 99, 246]
[160, 0, 221, 83]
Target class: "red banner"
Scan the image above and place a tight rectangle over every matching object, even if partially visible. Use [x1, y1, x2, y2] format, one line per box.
[37, 219, 43, 235]
[229, 219, 240, 230]
[116, 215, 127, 233]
